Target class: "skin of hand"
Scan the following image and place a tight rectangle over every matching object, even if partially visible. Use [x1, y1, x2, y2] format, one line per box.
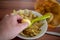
[0, 14, 29, 40]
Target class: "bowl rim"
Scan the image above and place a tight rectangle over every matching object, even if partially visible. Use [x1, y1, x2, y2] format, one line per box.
[17, 10, 48, 39]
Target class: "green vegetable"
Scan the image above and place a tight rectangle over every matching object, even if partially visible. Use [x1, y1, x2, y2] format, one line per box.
[30, 13, 51, 26]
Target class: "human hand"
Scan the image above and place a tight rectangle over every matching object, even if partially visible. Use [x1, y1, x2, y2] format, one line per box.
[0, 14, 29, 40]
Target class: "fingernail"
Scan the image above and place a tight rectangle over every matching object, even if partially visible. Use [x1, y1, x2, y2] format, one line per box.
[11, 13, 15, 15]
[5, 14, 9, 17]
[6, 14, 9, 16]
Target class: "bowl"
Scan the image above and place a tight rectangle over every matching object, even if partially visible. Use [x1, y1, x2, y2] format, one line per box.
[17, 10, 48, 40]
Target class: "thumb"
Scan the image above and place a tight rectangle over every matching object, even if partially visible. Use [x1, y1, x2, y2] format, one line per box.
[18, 22, 29, 32]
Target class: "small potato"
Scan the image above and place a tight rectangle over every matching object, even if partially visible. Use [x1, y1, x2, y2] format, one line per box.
[22, 19, 31, 26]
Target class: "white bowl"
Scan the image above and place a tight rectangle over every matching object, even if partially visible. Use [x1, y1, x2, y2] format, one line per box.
[17, 10, 48, 40]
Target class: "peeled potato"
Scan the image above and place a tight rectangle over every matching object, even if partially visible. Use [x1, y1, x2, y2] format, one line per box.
[22, 19, 31, 26]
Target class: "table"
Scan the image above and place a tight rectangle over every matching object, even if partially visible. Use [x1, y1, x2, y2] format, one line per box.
[0, 0, 60, 40]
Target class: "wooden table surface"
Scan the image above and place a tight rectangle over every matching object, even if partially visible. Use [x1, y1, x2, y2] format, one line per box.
[0, 0, 60, 40]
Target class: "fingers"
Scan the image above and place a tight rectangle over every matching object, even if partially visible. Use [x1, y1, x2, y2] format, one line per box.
[6, 13, 23, 20]
[17, 22, 29, 32]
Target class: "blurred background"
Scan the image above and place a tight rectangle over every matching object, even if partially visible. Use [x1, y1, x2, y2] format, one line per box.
[0, 0, 60, 40]
[0, 0, 36, 20]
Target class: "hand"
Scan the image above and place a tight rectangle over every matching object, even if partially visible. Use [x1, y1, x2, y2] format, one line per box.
[0, 14, 29, 40]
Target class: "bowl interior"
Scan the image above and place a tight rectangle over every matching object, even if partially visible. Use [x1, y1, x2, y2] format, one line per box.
[17, 10, 48, 39]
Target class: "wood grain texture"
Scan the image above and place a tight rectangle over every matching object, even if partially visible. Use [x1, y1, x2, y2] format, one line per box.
[0, 0, 36, 19]
[0, 0, 35, 2]
[37, 34, 60, 40]
[0, 1, 35, 9]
